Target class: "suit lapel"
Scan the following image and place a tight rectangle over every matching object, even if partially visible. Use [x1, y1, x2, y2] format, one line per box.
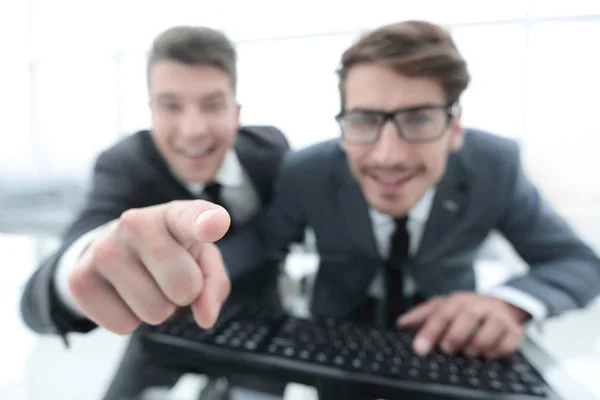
[416, 150, 469, 261]
[235, 131, 273, 206]
[335, 148, 381, 261]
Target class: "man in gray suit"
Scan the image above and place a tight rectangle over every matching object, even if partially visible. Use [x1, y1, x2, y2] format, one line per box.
[220, 20, 600, 398]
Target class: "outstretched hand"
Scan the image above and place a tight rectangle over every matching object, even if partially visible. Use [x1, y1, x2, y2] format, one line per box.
[69, 200, 232, 334]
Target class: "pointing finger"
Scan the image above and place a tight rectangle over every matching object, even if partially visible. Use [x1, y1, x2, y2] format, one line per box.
[191, 243, 231, 328]
[164, 200, 231, 247]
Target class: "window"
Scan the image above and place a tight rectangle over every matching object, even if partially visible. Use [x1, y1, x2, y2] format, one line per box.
[223, 0, 528, 41]
[119, 53, 151, 135]
[532, 0, 600, 18]
[115, 0, 228, 53]
[18, 0, 600, 219]
[0, 62, 34, 181]
[30, 0, 121, 58]
[0, 0, 29, 59]
[0, 1, 34, 181]
[451, 25, 528, 139]
[30, 0, 228, 58]
[34, 58, 119, 179]
[236, 35, 356, 149]
[523, 21, 600, 207]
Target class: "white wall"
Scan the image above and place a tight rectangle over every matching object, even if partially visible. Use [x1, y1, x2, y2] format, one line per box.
[1, 0, 599, 247]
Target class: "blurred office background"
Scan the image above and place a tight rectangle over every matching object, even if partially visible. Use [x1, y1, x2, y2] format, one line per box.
[1, 0, 600, 399]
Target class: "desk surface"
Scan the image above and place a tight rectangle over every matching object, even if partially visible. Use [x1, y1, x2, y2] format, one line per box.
[521, 335, 599, 400]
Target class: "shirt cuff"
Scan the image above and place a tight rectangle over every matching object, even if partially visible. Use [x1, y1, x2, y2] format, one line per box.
[53, 220, 117, 317]
[487, 285, 548, 323]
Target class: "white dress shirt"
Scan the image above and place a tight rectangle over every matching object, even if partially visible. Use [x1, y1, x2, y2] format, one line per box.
[366, 188, 547, 322]
[54, 149, 260, 316]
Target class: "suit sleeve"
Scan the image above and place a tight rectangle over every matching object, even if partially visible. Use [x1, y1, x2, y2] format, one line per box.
[497, 147, 600, 318]
[218, 152, 308, 280]
[19, 150, 141, 343]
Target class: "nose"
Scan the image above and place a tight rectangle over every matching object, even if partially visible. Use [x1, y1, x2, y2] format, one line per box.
[180, 107, 209, 139]
[370, 121, 409, 164]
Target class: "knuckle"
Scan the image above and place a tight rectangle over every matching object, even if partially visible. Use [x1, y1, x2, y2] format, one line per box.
[444, 334, 462, 348]
[437, 307, 455, 323]
[450, 291, 467, 301]
[222, 276, 232, 296]
[108, 317, 141, 335]
[464, 305, 483, 319]
[472, 335, 491, 349]
[168, 200, 187, 221]
[166, 271, 202, 306]
[147, 242, 172, 264]
[67, 267, 93, 298]
[509, 326, 524, 341]
[497, 342, 514, 357]
[423, 318, 445, 337]
[120, 208, 147, 235]
[94, 249, 123, 278]
[218, 275, 232, 300]
[498, 332, 523, 356]
[90, 238, 119, 264]
[144, 302, 177, 325]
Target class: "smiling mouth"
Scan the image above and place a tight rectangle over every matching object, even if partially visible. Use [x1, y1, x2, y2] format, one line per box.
[368, 172, 418, 191]
[175, 146, 216, 160]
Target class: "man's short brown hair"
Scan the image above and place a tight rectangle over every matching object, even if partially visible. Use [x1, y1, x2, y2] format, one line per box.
[147, 26, 237, 90]
[338, 20, 470, 107]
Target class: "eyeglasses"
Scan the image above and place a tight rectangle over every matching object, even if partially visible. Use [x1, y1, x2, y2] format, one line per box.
[335, 103, 459, 145]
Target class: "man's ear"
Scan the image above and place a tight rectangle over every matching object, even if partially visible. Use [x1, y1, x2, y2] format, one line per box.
[448, 108, 464, 152]
[339, 137, 349, 154]
[235, 103, 242, 127]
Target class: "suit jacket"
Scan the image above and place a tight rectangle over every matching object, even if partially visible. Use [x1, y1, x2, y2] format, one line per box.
[220, 128, 600, 320]
[20, 126, 290, 340]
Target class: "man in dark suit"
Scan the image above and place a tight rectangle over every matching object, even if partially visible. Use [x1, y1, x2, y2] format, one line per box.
[219, 20, 600, 399]
[19, 26, 289, 400]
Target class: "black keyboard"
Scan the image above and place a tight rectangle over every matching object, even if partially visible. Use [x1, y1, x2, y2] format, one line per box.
[141, 302, 559, 400]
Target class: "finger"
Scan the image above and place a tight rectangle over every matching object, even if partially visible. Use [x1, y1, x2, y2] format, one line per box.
[164, 200, 231, 248]
[468, 317, 506, 358]
[68, 266, 140, 335]
[489, 326, 524, 359]
[440, 308, 485, 356]
[413, 299, 463, 356]
[396, 297, 443, 328]
[190, 243, 231, 328]
[97, 246, 176, 325]
[135, 225, 204, 307]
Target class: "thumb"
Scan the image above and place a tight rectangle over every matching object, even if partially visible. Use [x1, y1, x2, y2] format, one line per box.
[165, 200, 231, 247]
[195, 206, 231, 243]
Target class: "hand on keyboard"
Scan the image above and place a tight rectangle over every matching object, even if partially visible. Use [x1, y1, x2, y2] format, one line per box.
[397, 292, 529, 360]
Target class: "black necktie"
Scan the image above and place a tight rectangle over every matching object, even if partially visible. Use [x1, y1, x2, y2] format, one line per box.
[203, 181, 223, 204]
[385, 216, 410, 327]
[203, 182, 233, 227]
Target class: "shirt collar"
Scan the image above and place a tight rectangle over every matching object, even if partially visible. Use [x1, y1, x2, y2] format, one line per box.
[183, 148, 245, 195]
[409, 187, 436, 223]
[370, 187, 437, 224]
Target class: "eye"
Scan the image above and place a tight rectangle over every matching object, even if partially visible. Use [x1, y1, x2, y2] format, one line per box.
[346, 112, 381, 127]
[204, 102, 226, 112]
[406, 112, 431, 124]
[160, 102, 181, 112]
